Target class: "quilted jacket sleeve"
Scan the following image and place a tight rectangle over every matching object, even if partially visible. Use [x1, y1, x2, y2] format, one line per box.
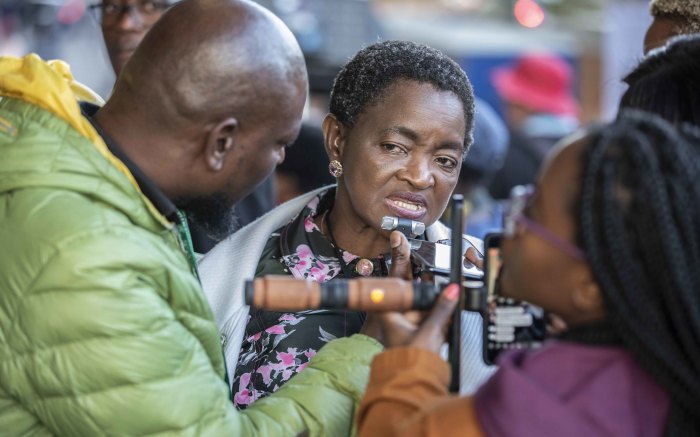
[240, 334, 382, 436]
[2, 230, 382, 436]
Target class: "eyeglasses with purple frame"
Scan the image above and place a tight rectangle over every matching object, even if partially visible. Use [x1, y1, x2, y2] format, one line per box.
[504, 185, 587, 262]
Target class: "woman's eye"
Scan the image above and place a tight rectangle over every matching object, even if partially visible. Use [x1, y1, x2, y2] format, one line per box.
[382, 143, 404, 153]
[436, 156, 458, 170]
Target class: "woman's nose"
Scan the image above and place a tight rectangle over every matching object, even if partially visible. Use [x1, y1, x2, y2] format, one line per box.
[399, 158, 434, 189]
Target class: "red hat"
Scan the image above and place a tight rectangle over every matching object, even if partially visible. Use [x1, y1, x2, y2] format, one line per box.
[491, 53, 579, 116]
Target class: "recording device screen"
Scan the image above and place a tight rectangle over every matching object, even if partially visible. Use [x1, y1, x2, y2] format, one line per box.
[483, 233, 546, 365]
[409, 238, 484, 280]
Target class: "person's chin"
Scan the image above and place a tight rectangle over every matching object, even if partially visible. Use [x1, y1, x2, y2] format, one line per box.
[178, 193, 239, 242]
[187, 210, 239, 242]
[117, 50, 134, 63]
[496, 269, 516, 300]
[111, 50, 135, 73]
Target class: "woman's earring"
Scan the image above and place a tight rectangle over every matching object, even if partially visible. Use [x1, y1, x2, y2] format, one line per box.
[328, 160, 343, 178]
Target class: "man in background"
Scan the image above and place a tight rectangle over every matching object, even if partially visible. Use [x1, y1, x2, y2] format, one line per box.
[92, 0, 276, 251]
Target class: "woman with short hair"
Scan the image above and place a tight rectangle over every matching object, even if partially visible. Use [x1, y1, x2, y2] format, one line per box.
[198, 40, 494, 409]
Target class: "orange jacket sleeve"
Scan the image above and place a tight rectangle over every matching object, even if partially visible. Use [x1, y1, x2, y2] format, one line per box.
[357, 347, 486, 437]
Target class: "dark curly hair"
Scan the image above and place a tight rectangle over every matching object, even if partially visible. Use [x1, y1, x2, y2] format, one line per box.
[329, 40, 475, 151]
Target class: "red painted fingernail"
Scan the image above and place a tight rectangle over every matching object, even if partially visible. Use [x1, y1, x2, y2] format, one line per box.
[444, 284, 460, 301]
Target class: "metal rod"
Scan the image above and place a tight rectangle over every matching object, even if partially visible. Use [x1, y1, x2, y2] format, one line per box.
[448, 194, 463, 393]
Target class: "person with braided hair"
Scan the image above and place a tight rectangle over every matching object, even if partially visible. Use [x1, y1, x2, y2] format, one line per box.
[356, 111, 700, 436]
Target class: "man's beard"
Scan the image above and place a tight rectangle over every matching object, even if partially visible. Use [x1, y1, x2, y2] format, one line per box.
[179, 193, 240, 243]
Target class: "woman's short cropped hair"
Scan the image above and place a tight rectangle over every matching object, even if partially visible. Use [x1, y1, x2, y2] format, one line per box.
[329, 40, 475, 150]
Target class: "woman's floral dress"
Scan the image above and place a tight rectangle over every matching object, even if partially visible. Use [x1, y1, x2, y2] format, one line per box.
[232, 190, 389, 408]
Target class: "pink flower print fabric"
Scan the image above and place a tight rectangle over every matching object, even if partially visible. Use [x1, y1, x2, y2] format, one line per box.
[232, 189, 375, 409]
[232, 306, 365, 409]
[284, 244, 340, 282]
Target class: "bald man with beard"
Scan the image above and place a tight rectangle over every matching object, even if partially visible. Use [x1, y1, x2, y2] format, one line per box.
[0, 0, 382, 435]
[93, 0, 277, 251]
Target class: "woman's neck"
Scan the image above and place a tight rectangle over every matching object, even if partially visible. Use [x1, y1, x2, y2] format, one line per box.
[320, 194, 390, 259]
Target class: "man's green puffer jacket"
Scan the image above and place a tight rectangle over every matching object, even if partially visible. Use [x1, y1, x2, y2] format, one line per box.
[0, 54, 381, 436]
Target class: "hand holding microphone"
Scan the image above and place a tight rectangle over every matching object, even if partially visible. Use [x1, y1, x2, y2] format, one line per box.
[367, 231, 460, 354]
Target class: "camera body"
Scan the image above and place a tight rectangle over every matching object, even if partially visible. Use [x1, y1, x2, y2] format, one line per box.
[408, 238, 483, 281]
[482, 232, 546, 364]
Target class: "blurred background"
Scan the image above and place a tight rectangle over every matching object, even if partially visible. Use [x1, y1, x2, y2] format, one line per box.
[0, 0, 652, 123]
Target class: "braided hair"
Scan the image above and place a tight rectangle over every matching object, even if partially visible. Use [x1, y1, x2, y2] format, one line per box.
[577, 111, 700, 435]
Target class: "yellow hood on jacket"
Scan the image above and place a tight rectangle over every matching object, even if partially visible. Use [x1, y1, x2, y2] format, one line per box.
[0, 54, 105, 143]
[0, 54, 171, 227]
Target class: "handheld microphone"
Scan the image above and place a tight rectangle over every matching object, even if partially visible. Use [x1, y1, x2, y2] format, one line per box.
[380, 216, 425, 238]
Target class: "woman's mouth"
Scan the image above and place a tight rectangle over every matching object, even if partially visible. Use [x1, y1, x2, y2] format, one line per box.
[384, 196, 427, 220]
[391, 200, 421, 211]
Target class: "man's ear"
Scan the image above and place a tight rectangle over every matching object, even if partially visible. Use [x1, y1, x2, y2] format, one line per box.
[205, 117, 238, 172]
[322, 113, 345, 161]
